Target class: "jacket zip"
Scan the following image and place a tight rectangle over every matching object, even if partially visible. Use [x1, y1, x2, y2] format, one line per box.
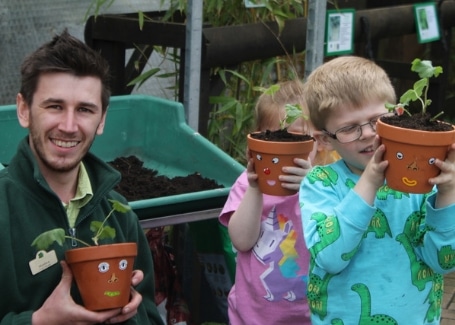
[69, 227, 78, 247]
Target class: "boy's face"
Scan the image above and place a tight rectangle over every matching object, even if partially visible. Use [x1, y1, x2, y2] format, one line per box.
[16, 72, 106, 177]
[316, 101, 388, 175]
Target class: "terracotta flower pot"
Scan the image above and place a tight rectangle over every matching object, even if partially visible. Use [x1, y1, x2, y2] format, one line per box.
[376, 119, 455, 194]
[247, 133, 314, 196]
[65, 242, 137, 311]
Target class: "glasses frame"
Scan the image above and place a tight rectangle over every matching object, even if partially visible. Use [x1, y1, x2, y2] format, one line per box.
[322, 113, 390, 143]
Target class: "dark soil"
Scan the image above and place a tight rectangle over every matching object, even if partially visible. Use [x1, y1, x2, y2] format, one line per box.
[108, 155, 223, 201]
[380, 113, 453, 132]
[250, 129, 314, 142]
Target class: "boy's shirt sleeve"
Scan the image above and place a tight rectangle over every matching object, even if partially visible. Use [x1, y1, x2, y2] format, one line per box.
[299, 164, 376, 274]
[415, 192, 455, 273]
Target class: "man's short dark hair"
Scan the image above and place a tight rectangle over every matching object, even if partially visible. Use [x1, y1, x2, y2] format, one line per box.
[19, 29, 111, 112]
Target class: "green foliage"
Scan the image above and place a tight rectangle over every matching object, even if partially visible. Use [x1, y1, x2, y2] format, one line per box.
[281, 104, 307, 130]
[85, 0, 308, 165]
[385, 58, 443, 120]
[31, 199, 131, 250]
[31, 229, 66, 251]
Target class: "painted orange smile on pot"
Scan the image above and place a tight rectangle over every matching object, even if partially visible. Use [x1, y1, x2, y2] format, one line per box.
[402, 177, 417, 187]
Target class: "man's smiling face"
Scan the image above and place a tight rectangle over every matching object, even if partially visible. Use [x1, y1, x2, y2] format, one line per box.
[17, 72, 106, 175]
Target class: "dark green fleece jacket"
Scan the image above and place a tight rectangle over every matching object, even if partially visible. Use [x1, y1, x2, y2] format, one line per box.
[0, 137, 163, 325]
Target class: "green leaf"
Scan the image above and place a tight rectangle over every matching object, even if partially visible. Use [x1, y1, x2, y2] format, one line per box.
[399, 89, 419, 105]
[411, 58, 443, 79]
[95, 225, 116, 241]
[109, 199, 131, 213]
[31, 228, 66, 251]
[90, 221, 116, 245]
[412, 78, 428, 98]
[138, 11, 144, 30]
[126, 68, 160, 88]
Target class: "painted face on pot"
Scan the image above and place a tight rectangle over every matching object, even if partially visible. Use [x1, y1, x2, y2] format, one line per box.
[376, 119, 454, 193]
[250, 117, 316, 196]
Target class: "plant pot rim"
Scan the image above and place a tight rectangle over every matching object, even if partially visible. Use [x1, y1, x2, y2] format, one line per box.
[65, 242, 137, 264]
[377, 119, 455, 146]
[247, 133, 314, 155]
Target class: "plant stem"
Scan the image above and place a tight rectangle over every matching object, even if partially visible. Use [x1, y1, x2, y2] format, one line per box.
[66, 236, 91, 247]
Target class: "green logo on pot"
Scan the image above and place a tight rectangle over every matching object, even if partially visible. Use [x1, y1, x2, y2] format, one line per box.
[104, 291, 120, 297]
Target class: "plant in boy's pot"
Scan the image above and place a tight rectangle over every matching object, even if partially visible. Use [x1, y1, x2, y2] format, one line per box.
[31, 199, 137, 311]
[377, 58, 455, 194]
[247, 85, 314, 196]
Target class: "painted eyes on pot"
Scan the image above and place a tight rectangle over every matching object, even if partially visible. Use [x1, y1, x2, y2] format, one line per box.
[119, 259, 128, 270]
[255, 154, 279, 164]
[99, 262, 110, 273]
[395, 152, 436, 164]
[97, 260, 129, 273]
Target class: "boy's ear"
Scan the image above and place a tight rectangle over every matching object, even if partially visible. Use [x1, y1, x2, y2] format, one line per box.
[313, 131, 335, 151]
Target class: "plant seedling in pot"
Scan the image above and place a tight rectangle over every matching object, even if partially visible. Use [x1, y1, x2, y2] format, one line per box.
[31, 199, 138, 311]
[250, 84, 313, 142]
[377, 58, 455, 194]
[247, 83, 314, 196]
[31, 199, 131, 249]
[382, 58, 451, 131]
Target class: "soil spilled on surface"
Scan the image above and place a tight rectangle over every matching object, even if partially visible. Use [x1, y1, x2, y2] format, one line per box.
[108, 155, 223, 201]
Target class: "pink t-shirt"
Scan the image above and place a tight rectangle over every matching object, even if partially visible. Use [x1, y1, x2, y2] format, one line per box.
[220, 171, 311, 325]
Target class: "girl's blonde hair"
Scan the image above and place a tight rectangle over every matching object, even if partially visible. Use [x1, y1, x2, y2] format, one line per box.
[254, 79, 309, 133]
[303, 56, 396, 131]
[254, 79, 339, 165]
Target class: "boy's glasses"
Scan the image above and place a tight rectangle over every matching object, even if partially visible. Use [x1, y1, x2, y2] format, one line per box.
[323, 113, 390, 143]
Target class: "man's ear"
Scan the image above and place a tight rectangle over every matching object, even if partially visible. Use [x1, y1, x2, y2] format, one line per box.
[96, 109, 108, 135]
[16, 93, 30, 129]
[313, 131, 335, 151]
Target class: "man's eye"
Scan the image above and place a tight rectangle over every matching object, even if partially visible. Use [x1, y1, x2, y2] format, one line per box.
[78, 107, 91, 113]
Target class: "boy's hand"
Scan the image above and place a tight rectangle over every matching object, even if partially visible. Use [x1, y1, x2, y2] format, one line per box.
[355, 136, 388, 205]
[430, 143, 455, 208]
[280, 157, 312, 191]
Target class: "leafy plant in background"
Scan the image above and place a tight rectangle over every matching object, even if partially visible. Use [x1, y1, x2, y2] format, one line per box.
[85, 0, 341, 165]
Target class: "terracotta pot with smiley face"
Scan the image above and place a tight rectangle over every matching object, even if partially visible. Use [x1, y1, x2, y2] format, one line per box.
[247, 132, 314, 196]
[65, 242, 137, 311]
[376, 119, 455, 194]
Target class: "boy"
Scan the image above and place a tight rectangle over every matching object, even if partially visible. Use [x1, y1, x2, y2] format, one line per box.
[300, 56, 455, 324]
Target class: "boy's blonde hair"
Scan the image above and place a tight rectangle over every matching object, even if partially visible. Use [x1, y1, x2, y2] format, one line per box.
[254, 79, 309, 133]
[303, 56, 396, 131]
[254, 79, 340, 165]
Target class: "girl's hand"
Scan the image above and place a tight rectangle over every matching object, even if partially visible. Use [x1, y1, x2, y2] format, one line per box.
[279, 157, 312, 191]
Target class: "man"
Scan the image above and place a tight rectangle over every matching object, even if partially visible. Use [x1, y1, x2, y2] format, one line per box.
[0, 30, 163, 324]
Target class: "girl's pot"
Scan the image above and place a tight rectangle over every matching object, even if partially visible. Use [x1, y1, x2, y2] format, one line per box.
[65, 242, 137, 311]
[247, 133, 314, 196]
[376, 119, 455, 194]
